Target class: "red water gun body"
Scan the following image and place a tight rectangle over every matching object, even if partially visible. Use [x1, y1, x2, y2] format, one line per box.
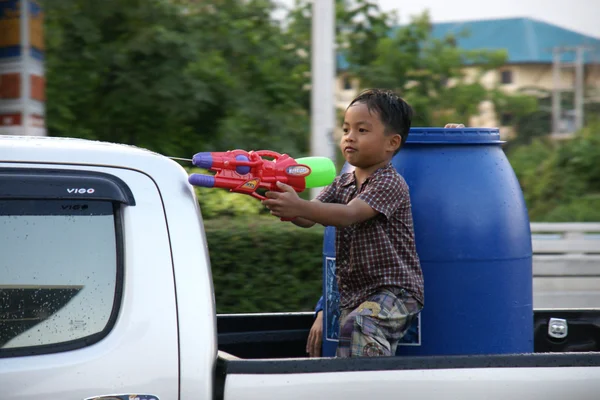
[188, 150, 312, 201]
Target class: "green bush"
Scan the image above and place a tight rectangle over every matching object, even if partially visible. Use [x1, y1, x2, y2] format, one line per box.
[507, 120, 600, 222]
[204, 216, 325, 313]
[543, 195, 600, 222]
[196, 186, 266, 219]
[185, 163, 329, 313]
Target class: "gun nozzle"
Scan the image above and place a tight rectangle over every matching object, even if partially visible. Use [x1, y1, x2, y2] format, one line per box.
[189, 173, 215, 188]
[192, 152, 213, 169]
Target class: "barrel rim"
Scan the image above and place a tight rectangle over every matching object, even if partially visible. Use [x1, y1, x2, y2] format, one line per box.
[406, 127, 505, 144]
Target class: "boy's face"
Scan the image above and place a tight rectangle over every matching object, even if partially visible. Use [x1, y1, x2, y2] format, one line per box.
[340, 102, 401, 168]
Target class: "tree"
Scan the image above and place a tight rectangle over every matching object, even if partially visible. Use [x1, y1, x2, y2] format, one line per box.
[285, 1, 508, 126]
[347, 10, 509, 126]
[284, 0, 398, 68]
[490, 87, 540, 153]
[42, 0, 311, 158]
[508, 120, 600, 221]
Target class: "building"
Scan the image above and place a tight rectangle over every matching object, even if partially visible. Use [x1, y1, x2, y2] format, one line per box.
[335, 17, 600, 139]
[0, 0, 46, 136]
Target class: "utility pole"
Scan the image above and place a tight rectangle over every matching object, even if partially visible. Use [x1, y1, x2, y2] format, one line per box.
[574, 46, 585, 131]
[551, 47, 562, 135]
[551, 45, 592, 136]
[310, 0, 336, 199]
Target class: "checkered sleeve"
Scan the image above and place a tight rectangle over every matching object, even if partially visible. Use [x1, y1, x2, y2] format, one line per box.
[315, 176, 340, 203]
[356, 172, 406, 219]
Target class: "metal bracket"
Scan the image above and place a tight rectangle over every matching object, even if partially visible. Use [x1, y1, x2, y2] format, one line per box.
[548, 317, 568, 339]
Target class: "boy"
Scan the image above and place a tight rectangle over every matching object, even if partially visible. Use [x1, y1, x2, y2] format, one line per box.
[262, 88, 424, 358]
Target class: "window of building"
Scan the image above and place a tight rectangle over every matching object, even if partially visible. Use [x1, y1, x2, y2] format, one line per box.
[500, 112, 513, 126]
[342, 76, 352, 90]
[500, 70, 513, 85]
[0, 198, 122, 356]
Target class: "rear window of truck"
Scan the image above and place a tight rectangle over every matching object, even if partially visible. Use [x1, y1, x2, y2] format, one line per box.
[0, 168, 133, 357]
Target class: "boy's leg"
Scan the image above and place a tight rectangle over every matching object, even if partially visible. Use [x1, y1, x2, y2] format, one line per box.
[336, 308, 353, 357]
[336, 288, 421, 358]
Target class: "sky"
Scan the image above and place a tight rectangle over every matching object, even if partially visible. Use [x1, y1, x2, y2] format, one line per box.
[277, 0, 600, 39]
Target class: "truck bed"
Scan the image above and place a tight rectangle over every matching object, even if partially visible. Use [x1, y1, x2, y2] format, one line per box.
[217, 309, 600, 359]
[215, 311, 600, 400]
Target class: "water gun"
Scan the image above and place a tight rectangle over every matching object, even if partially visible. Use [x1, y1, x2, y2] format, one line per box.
[188, 150, 336, 202]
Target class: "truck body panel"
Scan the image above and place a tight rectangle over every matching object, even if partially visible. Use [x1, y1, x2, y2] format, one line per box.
[0, 162, 180, 399]
[218, 351, 600, 400]
[223, 366, 600, 400]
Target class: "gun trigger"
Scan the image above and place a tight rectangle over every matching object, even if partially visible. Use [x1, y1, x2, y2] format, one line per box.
[250, 192, 267, 201]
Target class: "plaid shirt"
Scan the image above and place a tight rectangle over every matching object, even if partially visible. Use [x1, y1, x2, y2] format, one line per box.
[316, 163, 424, 310]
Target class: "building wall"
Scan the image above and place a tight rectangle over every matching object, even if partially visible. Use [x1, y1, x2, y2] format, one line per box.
[334, 63, 600, 140]
[490, 63, 600, 93]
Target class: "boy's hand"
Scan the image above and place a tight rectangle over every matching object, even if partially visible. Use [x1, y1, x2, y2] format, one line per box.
[265, 184, 376, 228]
[306, 311, 323, 357]
[444, 123, 465, 128]
[262, 181, 304, 219]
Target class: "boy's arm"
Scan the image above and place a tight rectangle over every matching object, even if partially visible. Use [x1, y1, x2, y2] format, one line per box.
[263, 182, 381, 228]
[315, 296, 324, 315]
[291, 199, 323, 228]
[298, 198, 377, 228]
[292, 217, 316, 228]
[288, 178, 339, 228]
[307, 299, 324, 357]
[263, 174, 405, 227]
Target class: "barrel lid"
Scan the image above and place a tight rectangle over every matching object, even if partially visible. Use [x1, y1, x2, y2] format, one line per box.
[406, 127, 504, 144]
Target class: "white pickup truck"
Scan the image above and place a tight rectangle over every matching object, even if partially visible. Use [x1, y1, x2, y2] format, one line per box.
[1, 135, 599, 400]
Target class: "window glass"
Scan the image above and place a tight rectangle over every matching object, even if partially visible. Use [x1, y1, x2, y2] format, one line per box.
[0, 200, 118, 352]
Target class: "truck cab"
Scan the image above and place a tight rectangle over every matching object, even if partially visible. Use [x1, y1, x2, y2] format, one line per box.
[0, 136, 217, 399]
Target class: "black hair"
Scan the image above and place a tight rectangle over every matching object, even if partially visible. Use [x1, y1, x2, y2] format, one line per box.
[348, 88, 413, 154]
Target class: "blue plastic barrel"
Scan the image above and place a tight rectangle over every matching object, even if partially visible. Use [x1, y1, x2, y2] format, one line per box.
[321, 226, 339, 357]
[321, 127, 533, 357]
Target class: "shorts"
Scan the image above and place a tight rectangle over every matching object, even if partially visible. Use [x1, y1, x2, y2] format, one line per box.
[336, 287, 422, 358]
